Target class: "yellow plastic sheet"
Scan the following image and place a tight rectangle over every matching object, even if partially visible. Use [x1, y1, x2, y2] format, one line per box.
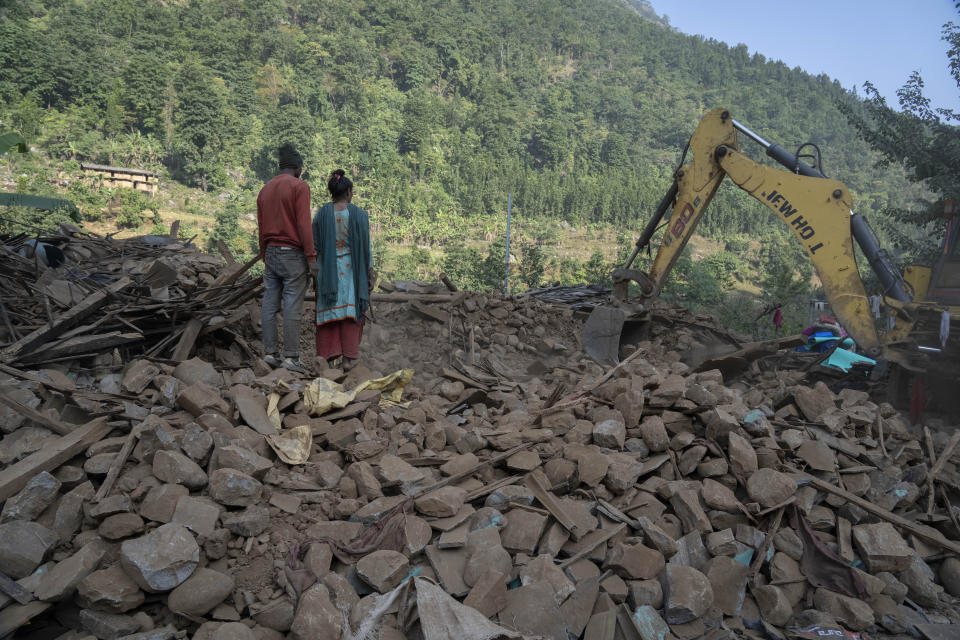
[265, 424, 313, 465]
[303, 369, 414, 416]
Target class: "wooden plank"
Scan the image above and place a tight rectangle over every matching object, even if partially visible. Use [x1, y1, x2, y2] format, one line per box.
[558, 524, 626, 570]
[408, 443, 536, 499]
[0, 601, 50, 636]
[22, 331, 142, 362]
[199, 254, 260, 300]
[0, 418, 111, 502]
[170, 318, 204, 362]
[803, 475, 960, 555]
[1, 277, 132, 360]
[216, 240, 237, 265]
[93, 427, 139, 503]
[0, 388, 72, 435]
[0, 571, 33, 605]
[929, 431, 960, 480]
[526, 468, 585, 540]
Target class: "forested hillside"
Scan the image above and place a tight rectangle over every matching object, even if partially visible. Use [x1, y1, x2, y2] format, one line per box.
[0, 0, 930, 334]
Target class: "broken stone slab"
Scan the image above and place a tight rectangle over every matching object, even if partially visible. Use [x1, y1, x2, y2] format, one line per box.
[700, 478, 741, 513]
[639, 416, 669, 453]
[377, 454, 426, 486]
[98, 513, 145, 540]
[207, 468, 263, 507]
[813, 587, 874, 631]
[852, 522, 914, 573]
[1, 470, 61, 522]
[439, 452, 478, 477]
[669, 489, 713, 534]
[0, 520, 58, 578]
[627, 579, 663, 610]
[213, 622, 256, 640]
[518, 554, 575, 604]
[593, 419, 626, 449]
[605, 542, 665, 580]
[727, 432, 757, 477]
[351, 495, 407, 524]
[211, 445, 273, 479]
[745, 468, 796, 508]
[139, 484, 189, 524]
[463, 568, 508, 618]
[356, 550, 409, 593]
[171, 496, 221, 537]
[753, 584, 793, 626]
[499, 581, 567, 640]
[290, 583, 343, 640]
[424, 544, 470, 597]
[172, 357, 221, 387]
[635, 515, 678, 557]
[660, 564, 713, 624]
[76, 565, 145, 613]
[559, 574, 601, 638]
[88, 494, 133, 520]
[33, 538, 107, 602]
[177, 382, 230, 417]
[500, 508, 548, 555]
[119, 523, 199, 592]
[152, 450, 208, 490]
[180, 421, 213, 463]
[79, 608, 140, 639]
[115, 627, 177, 640]
[414, 486, 467, 518]
[167, 567, 235, 617]
[464, 527, 512, 587]
[122, 360, 159, 395]
[793, 382, 837, 422]
[231, 384, 277, 436]
[221, 505, 271, 537]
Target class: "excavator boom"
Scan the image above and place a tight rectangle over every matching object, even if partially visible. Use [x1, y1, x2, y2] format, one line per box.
[591, 108, 933, 366]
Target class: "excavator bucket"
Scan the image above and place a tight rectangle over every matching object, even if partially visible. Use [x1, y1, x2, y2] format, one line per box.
[581, 268, 655, 365]
[582, 306, 628, 366]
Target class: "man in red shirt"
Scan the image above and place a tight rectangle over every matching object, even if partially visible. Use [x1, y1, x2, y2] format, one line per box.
[256, 144, 317, 373]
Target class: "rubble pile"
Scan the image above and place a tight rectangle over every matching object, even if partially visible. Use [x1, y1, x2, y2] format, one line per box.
[0, 225, 261, 368]
[1, 237, 959, 640]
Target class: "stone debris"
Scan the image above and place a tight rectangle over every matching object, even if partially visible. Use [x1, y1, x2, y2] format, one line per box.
[1, 263, 960, 640]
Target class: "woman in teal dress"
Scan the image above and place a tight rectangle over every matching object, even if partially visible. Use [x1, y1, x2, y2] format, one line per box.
[312, 170, 374, 369]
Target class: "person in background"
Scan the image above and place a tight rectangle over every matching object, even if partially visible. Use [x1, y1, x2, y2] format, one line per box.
[256, 143, 317, 373]
[312, 169, 374, 370]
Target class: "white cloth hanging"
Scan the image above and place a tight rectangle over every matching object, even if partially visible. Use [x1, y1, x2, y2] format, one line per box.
[869, 295, 882, 318]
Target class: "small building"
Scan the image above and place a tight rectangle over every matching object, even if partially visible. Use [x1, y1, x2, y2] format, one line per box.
[81, 163, 158, 195]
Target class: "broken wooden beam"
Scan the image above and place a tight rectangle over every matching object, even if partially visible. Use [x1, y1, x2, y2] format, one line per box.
[0, 388, 73, 435]
[170, 318, 204, 362]
[1, 277, 132, 361]
[0, 418, 112, 502]
[802, 475, 960, 555]
[525, 468, 585, 540]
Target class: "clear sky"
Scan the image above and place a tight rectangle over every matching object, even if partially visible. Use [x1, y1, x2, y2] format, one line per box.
[651, 0, 960, 112]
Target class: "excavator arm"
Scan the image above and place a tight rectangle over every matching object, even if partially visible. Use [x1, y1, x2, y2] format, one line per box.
[602, 108, 921, 363]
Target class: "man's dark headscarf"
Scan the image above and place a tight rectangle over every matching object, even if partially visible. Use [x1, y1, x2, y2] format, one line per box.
[278, 143, 303, 170]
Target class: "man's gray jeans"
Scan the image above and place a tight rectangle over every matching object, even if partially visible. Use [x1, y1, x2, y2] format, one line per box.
[261, 246, 309, 358]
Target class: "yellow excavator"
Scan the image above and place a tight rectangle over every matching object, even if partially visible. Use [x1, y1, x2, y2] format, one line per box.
[585, 109, 959, 408]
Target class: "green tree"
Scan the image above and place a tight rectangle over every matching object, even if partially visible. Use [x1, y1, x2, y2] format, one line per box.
[840, 8, 960, 260]
[172, 62, 229, 191]
[518, 241, 548, 290]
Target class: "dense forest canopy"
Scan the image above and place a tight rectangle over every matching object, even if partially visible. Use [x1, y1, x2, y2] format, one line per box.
[0, 0, 946, 333]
